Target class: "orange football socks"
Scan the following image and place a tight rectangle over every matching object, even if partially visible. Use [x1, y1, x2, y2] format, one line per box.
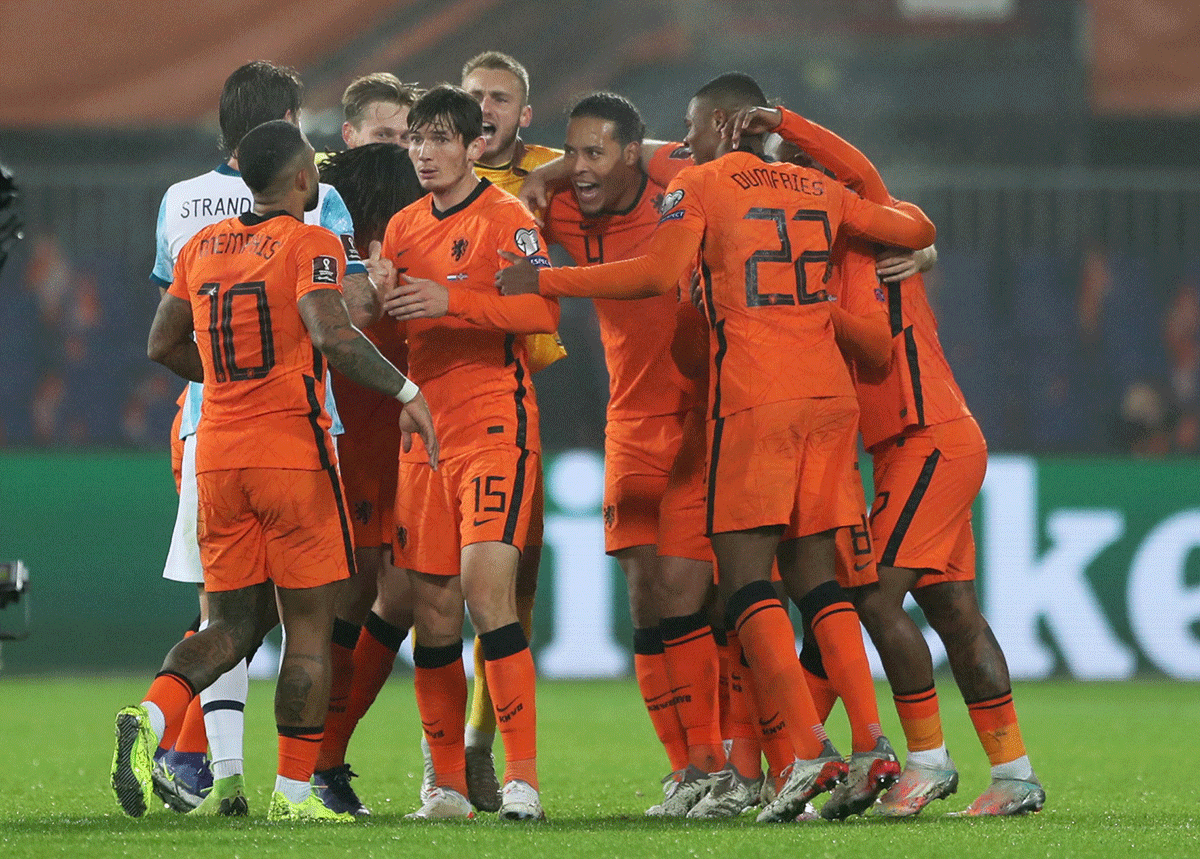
[413, 641, 468, 796]
[633, 626, 689, 771]
[480, 623, 538, 789]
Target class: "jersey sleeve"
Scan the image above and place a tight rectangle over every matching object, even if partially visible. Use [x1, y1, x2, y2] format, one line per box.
[497, 205, 552, 269]
[645, 142, 693, 187]
[447, 290, 560, 334]
[151, 193, 174, 287]
[840, 191, 936, 251]
[294, 228, 348, 302]
[539, 216, 701, 300]
[775, 108, 889, 205]
[166, 247, 189, 301]
[318, 187, 366, 275]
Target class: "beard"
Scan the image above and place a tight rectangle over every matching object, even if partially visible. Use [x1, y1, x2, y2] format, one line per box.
[303, 184, 319, 212]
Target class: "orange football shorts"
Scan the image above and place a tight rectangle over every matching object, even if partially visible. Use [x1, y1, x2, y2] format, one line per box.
[197, 466, 354, 592]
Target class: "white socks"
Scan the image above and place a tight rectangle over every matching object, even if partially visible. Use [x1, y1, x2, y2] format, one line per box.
[274, 775, 311, 803]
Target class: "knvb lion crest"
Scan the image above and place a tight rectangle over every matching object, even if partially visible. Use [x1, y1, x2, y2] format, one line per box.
[354, 500, 373, 525]
[451, 237, 469, 261]
[603, 505, 616, 529]
[395, 525, 408, 549]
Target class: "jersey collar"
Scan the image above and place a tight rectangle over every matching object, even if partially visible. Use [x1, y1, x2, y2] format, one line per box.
[431, 178, 491, 221]
[215, 162, 240, 176]
[239, 210, 299, 226]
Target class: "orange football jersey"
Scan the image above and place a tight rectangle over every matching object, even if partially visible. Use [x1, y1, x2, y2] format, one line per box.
[660, 152, 928, 418]
[545, 147, 698, 420]
[773, 109, 974, 449]
[168, 211, 346, 473]
[380, 179, 558, 460]
[539, 152, 935, 419]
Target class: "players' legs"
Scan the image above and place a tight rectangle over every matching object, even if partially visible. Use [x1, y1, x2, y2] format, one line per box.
[913, 581, 1029, 769]
[140, 582, 273, 754]
[316, 545, 381, 775]
[617, 545, 689, 773]
[461, 541, 539, 798]
[714, 526, 826, 762]
[657, 554, 724, 774]
[410, 570, 470, 797]
[270, 580, 343, 805]
[330, 553, 412, 767]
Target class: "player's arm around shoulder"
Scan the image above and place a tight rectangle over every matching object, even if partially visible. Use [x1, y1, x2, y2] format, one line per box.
[434, 201, 560, 333]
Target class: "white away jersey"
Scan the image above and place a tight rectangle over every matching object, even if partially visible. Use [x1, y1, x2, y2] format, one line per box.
[150, 163, 363, 437]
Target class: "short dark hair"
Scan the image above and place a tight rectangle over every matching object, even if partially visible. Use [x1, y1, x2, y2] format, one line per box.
[694, 72, 768, 113]
[219, 61, 304, 155]
[342, 73, 421, 126]
[569, 92, 646, 147]
[407, 85, 483, 144]
[462, 51, 530, 104]
[236, 120, 309, 194]
[319, 143, 424, 249]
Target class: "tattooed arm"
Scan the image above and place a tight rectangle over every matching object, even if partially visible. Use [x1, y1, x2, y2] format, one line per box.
[147, 292, 204, 382]
[298, 288, 439, 468]
[341, 270, 382, 328]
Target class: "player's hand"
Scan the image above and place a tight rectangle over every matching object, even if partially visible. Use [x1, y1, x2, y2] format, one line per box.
[518, 173, 550, 227]
[726, 106, 783, 151]
[398, 390, 439, 470]
[496, 250, 540, 295]
[365, 240, 395, 293]
[875, 245, 937, 283]
[385, 274, 449, 320]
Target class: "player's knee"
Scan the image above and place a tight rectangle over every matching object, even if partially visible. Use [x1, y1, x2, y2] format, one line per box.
[917, 582, 985, 640]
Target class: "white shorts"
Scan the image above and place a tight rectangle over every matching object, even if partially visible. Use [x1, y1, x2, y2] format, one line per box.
[163, 433, 203, 584]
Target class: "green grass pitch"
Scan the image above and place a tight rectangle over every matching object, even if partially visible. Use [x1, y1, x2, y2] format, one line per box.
[0, 677, 1196, 858]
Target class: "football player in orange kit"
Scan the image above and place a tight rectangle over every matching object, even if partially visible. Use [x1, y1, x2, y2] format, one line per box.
[536, 92, 725, 815]
[451, 51, 564, 811]
[375, 85, 558, 822]
[112, 119, 436, 822]
[736, 104, 1045, 818]
[498, 71, 933, 822]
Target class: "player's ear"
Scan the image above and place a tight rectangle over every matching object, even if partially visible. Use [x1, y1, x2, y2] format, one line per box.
[341, 121, 356, 148]
[711, 108, 727, 132]
[467, 135, 487, 162]
[623, 140, 641, 167]
[519, 104, 533, 129]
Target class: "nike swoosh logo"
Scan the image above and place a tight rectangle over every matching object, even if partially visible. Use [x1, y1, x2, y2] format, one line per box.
[758, 713, 782, 727]
[495, 696, 520, 712]
[473, 517, 499, 527]
[854, 561, 872, 572]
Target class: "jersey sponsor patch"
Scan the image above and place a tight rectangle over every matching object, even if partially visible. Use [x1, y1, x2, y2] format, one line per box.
[312, 255, 339, 285]
[660, 189, 684, 214]
[528, 254, 552, 268]
[514, 228, 541, 257]
[339, 234, 362, 264]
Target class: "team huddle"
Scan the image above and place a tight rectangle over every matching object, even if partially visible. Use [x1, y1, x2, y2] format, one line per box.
[110, 51, 1046, 825]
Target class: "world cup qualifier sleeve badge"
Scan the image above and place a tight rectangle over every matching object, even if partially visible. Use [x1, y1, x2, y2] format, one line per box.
[312, 255, 339, 285]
